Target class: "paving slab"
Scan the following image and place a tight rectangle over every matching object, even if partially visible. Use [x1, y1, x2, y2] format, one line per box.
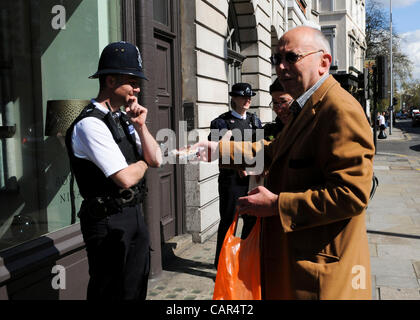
[367, 233, 413, 245]
[413, 261, 420, 279]
[370, 257, 416, 279]
[377, 244, 420, 260]
[368, 215, 414, 225]
[376, 276, 419, 289]
[379, 287, 420, 300]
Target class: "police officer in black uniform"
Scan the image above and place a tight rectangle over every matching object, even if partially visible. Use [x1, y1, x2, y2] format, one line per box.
[208, 82, 262, 269]
[65, 41, 162, 300]
[263, 78, 293, 141]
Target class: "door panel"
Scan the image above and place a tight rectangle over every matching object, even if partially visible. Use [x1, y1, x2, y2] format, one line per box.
[155, 36, 176, 241]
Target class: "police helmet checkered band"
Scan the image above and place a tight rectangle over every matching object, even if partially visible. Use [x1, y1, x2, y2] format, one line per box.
[229, 82, 256, 97]
[135, 45, 143, 69]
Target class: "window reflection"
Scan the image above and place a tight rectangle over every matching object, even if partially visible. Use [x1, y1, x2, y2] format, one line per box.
[0, 0, 122, 251]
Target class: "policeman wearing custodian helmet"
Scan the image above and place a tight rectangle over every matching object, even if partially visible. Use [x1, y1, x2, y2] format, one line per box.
[65, 41, 162, 300]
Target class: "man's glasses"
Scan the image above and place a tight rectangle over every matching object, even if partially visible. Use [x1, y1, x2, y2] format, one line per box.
[269, 100, 293, 108]
[270, 49, 324, 65]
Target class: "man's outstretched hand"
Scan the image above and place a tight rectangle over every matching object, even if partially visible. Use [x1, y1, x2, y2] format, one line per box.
[191, 141, 219, 162]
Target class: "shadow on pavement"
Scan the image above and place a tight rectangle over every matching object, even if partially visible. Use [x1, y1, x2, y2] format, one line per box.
[161, 242, 216, 281]
[395, 120, 419, 136]
[409, 144, 420, 152]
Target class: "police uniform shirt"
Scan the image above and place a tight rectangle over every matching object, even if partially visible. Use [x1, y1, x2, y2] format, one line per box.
[71, 99, 143, 178]
[231, 109, 247, 120]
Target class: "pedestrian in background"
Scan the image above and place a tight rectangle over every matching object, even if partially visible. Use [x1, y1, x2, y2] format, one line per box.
[66, 42, 162, 300]
[377, 111, 387, 139]
[195, 26, 375, 299]
[208, 82, 262, 269]
[384, 111, 390, 128]
[263, 78, 293, 141]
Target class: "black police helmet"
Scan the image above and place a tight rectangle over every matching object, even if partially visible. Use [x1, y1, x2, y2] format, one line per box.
[229, 83, 256, 97]
[89, 41, 147, 80]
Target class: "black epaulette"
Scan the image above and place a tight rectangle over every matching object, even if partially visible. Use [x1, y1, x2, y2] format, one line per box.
[218, 111, 233, 120]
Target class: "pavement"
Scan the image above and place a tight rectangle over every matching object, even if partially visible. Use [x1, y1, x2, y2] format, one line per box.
[368, 125, 420, 300]
[146, 125, 420, 300]
[146, 233, 217, 300]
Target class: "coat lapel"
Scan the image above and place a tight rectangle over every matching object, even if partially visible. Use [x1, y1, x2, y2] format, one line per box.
[272, 101, 316, 162]
[271, 75, 338, 164]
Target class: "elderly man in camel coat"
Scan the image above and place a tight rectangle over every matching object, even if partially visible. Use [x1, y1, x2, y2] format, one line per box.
[195, 26, 374, 300]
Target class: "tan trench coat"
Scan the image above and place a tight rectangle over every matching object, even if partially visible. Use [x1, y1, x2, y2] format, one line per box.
[220, 76, 374, 299]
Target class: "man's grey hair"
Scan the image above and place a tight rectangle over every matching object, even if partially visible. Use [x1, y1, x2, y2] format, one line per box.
[313, 28, 331, 55]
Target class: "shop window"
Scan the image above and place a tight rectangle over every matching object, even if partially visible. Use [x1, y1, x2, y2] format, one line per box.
[296, 0, 307, 14]
[312, 0, 319, 12]
[349, 38, 356, 68]
[335, 0, 346, 10]
[322, 26, 336, 67]
[320, 0, 332, 12]
[0, 0, 122, 251]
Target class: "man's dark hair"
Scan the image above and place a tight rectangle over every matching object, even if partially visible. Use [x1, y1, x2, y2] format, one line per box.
[99, 74, 121, 91]
[269, 78, 285, 94]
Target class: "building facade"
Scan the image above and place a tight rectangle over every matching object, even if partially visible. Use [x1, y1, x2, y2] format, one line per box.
[182, 0, 321, 245]
[0, 0, 334, 299]
[319, 0, 367, 97]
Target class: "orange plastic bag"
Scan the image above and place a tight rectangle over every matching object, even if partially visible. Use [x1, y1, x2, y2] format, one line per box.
[213, 212, 261, 300]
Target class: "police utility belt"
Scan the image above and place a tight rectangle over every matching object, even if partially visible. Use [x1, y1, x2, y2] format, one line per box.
[81, 185, 146, 219]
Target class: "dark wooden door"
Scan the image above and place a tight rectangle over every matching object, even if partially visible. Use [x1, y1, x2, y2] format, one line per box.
[154, 35, 177, 241]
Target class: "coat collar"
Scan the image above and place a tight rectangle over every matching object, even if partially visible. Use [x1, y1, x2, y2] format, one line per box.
[271, 75, 339, 162]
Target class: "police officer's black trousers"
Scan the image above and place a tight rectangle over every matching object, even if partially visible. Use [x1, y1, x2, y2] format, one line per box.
[214, 181, 257, 269]
[80, 204, 150, 300]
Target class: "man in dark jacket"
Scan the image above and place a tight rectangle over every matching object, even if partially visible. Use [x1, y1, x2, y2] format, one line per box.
[263, 78, 293, 141]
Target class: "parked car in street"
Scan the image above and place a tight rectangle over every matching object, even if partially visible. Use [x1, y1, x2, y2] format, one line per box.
[412, 110, 420, 127]
[395, 111, 407, 119]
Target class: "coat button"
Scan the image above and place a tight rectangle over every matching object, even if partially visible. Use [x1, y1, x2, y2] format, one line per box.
[290, 223, 296, 230]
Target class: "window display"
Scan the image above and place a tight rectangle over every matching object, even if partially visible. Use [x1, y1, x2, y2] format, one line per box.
[0, 0, 122, 251]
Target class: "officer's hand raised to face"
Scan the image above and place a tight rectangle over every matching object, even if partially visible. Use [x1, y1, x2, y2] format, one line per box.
[126, 97, 148, 128]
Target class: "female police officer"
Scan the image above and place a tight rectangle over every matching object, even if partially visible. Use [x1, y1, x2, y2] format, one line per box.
[208, 83, 262, 269]
[65, 42, 162, 300]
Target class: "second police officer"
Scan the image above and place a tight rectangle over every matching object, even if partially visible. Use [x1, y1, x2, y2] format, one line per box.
[65, 41, 162, 300]
[208, 82, 262, 269]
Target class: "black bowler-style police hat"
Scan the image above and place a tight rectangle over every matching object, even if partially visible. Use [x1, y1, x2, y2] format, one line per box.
[89, 41, 147, 80]
[229, 83, 256, 97]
